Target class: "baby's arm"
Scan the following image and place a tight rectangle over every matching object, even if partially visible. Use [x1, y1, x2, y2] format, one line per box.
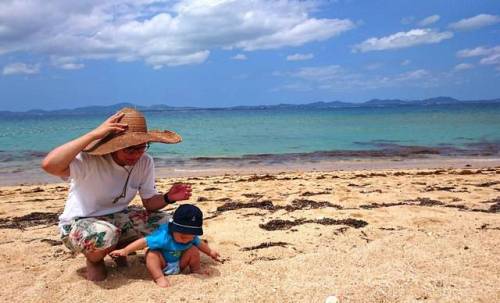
[110, 238, 147, 257]
[197, 241, 220, 261]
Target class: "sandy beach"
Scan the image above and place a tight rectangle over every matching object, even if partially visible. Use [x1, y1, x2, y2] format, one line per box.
[0, 161, 499, 303]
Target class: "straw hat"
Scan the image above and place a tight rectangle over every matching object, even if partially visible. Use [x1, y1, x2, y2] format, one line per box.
[84, 107, 182, 155]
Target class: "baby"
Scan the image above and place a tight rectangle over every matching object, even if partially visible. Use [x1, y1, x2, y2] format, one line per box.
[110, 204, 220, 287]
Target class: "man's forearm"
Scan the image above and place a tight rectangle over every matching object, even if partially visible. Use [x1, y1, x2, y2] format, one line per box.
[41, 132, 98, 177]
[143, 194, 171, 211]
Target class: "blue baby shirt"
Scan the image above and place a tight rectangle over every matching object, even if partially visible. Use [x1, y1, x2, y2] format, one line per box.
[145, 223, 201, 263]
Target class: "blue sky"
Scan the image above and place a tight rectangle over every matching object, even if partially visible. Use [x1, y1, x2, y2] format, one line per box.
[0, 0, 499, 111]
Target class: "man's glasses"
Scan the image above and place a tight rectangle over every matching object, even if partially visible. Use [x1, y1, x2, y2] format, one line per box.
[123, 143, 150, 154]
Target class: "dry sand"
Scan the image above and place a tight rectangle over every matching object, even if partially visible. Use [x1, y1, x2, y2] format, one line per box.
[0, 165, 499, 302]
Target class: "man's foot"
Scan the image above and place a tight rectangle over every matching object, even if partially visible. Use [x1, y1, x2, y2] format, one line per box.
[154, 276, 170, 288]
[86, 259, 107, 281]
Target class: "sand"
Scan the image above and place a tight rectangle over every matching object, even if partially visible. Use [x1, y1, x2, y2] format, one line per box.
[0, 164, 499, 302]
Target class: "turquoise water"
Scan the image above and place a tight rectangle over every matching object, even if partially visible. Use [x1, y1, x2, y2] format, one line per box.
[1, 103, 500, 161]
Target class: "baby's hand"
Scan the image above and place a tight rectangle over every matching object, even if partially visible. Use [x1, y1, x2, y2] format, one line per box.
[109, 249, 128, 257]
[209, 249, 221, 262]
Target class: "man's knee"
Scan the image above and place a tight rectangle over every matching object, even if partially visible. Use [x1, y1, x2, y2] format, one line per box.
[62, 218, 121, 254]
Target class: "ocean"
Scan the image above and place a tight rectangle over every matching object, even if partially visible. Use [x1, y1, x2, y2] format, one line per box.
[1, 103, 499, 185]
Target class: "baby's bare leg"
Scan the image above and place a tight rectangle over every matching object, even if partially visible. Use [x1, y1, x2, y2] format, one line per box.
[180, 246, 202, 273]
[145, 250, 169, 287]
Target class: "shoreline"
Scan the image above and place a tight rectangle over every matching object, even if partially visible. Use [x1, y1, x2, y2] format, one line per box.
[2, 155, 500, 186]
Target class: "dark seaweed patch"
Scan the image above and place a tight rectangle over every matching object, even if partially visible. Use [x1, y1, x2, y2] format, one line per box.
[204, 187, 220, 191]
[41, 239, 63, 246]
[241, 241, 290, 251]
[475, 181, 500, 187]
[0, 212, 59, 229]
[284, 199, 343, 211]
[259, 217, 368, 231]
[217, 200, 275, 212]
[237, 174, 277, 182]
[242, 193, 264, 199]
[301, 191, 331, 196]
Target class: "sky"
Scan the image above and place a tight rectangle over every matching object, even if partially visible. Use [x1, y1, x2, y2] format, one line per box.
[0, 0, 499, 111]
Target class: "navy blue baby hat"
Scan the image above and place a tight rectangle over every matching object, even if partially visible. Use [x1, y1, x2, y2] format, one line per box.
[169, 204, 203, 235]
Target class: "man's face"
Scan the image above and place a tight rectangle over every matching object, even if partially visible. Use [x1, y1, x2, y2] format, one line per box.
[112, 143, 149, 166]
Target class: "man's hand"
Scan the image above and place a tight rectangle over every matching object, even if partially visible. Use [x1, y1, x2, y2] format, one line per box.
[167, 183, 192, 202]
[89, 112, 128, 139]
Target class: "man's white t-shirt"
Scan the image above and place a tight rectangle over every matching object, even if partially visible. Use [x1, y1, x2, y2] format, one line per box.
[58, 152, 158, 227]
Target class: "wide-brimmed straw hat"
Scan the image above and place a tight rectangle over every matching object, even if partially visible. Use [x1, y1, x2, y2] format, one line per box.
[84, 107, 181, 155]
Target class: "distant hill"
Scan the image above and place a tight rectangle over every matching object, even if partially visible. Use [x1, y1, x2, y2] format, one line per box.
[1, 97, 499, 116]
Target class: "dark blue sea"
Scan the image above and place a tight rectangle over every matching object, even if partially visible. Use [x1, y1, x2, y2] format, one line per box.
[1, 103, 499, 184]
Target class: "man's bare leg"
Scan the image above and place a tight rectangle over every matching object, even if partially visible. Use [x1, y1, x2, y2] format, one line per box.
[84, 247, 113, 281]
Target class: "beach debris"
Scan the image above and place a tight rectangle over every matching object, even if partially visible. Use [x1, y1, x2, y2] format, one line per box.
[237, 174, 277, 182]
[325, 295, 340, 303]
[241, 241, 290, 251]
[478, 224, 500, 230]
[246, 256, 278, 264]
[0, 211, 59, 229]
[301, 191, 331, 196]
[475, 181, 500, 187]
[197, 196, 209, 202]
[284, 199, 343, 211]
[242, 193, 264, 199]
[41, 238, 63, 246]
[217, 200, 275, 212]
[259, 218, 368, 231]
[204, 187, 220, 191]
[215, 198, 343, 215]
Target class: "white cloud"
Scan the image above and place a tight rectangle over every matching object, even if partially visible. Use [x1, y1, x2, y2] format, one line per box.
[456, 46, 496, 58]
[454, 63, 474, 71]
[51, 56, 85, 70]
[401, 59, 411, 66]
[3, 62, 40, 75]
[0, 0, 355, 68]
[449, 14, 500, 31]
[231, 54, 247, 60]
[364, 62, 382, 70]
[401, 16, 415, 25]
[418, 15, 440, 26]
[353, 28, 453, 52]
[286, 53, 314, 61]
[279, 65, 441, 91]
[480, 53, 500, 65]
[456, 45, 500, 70]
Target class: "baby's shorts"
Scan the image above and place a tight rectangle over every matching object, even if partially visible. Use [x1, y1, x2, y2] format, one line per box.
[163, 261, 181, 275]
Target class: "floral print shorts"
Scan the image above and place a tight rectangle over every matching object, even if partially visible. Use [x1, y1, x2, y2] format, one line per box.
[60, 206, 171, 254]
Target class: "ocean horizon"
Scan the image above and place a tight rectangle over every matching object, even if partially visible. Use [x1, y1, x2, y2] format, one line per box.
[1, 102, 500, 185]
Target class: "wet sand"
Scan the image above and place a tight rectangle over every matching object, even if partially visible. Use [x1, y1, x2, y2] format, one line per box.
[0, 165, 499, 302]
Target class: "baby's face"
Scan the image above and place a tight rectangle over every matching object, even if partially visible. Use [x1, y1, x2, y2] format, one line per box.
[172, 231, 195, 244]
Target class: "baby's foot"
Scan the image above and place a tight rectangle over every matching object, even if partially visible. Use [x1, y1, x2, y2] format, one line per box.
[155, 276, 170, 288]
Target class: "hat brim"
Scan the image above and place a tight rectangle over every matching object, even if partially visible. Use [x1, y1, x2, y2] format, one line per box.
[169, 222, 203, 236]
[84, 130, 182, 155]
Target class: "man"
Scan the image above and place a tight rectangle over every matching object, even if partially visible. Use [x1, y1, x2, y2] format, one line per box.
[42, 107, 192, 281]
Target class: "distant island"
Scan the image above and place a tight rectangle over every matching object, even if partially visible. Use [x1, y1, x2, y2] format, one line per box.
[2, 96, 500, 115]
